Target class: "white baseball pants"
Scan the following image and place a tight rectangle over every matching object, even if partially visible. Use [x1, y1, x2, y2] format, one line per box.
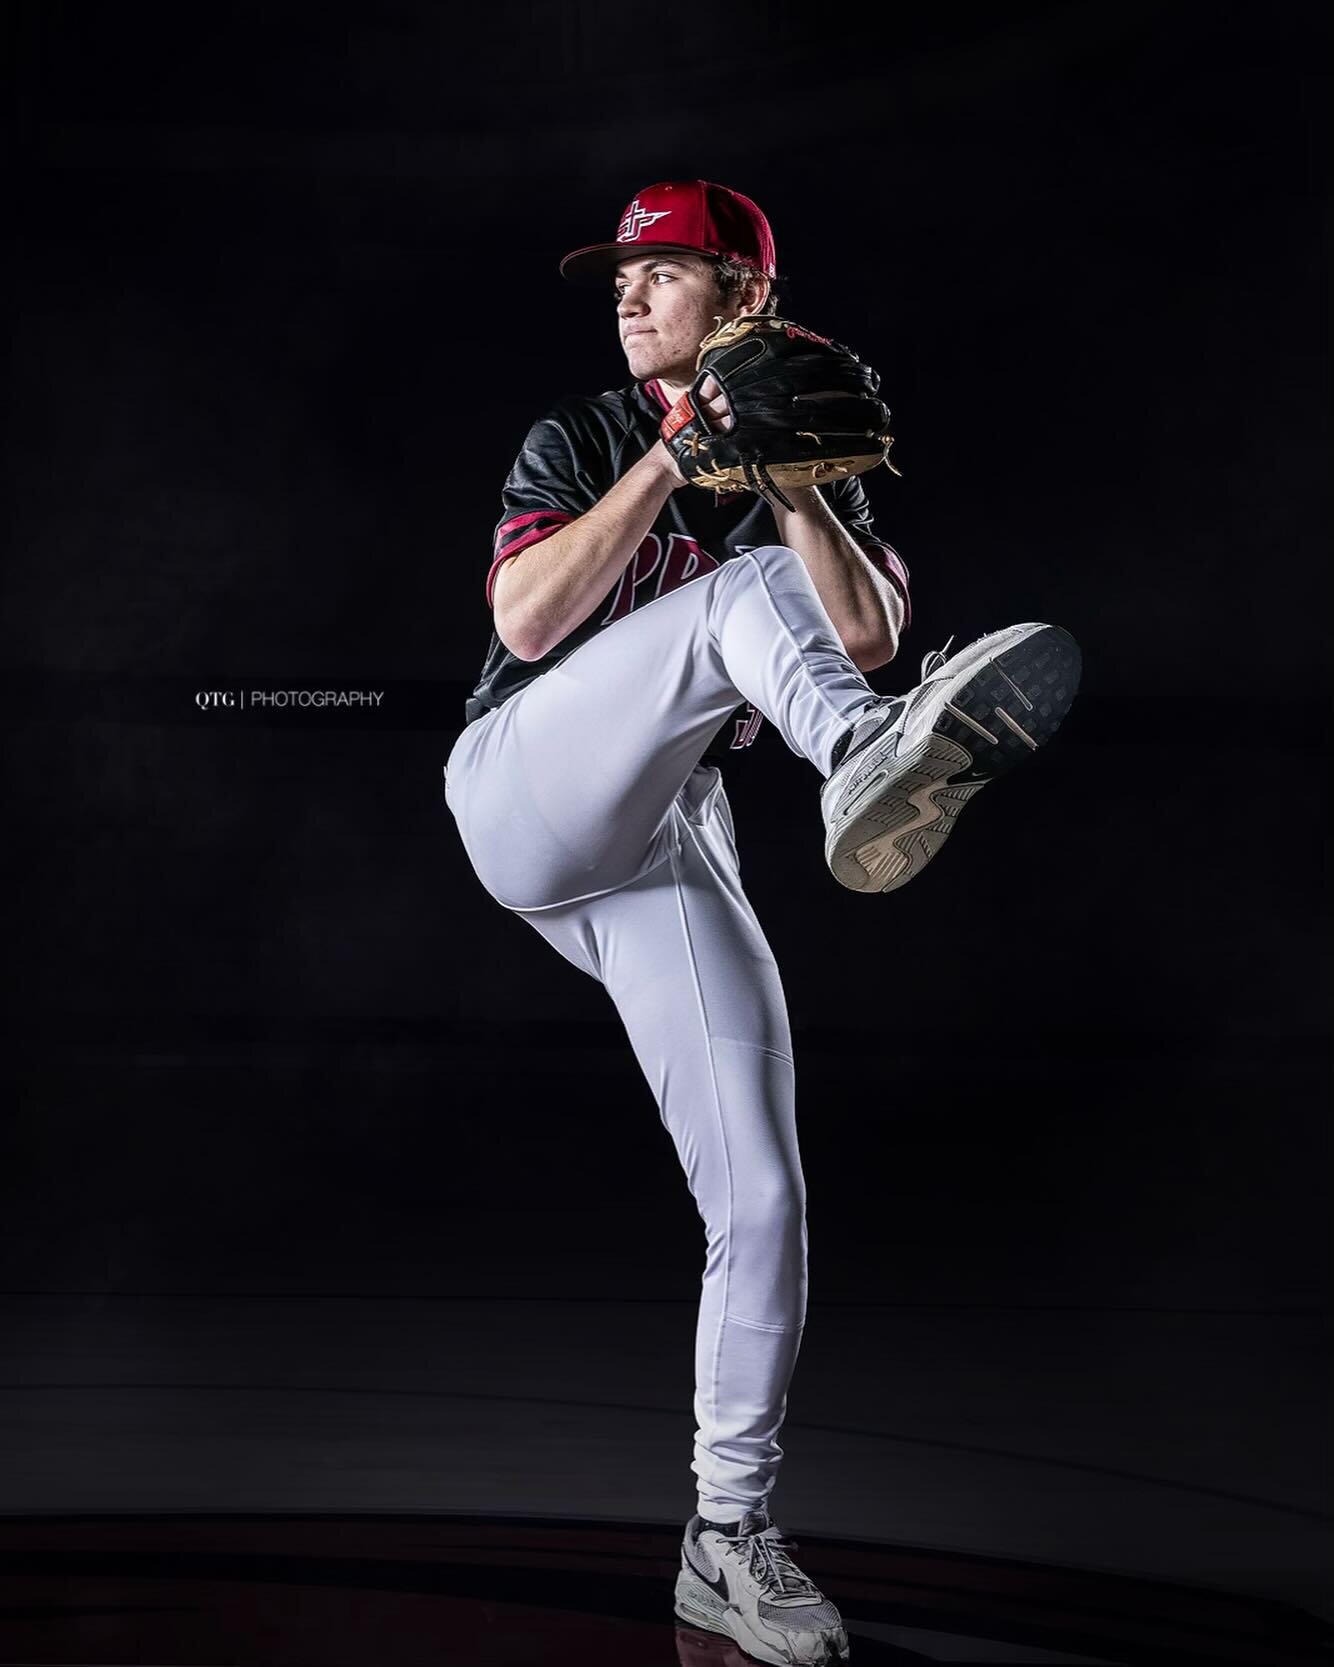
[443, 544, 880, 1521]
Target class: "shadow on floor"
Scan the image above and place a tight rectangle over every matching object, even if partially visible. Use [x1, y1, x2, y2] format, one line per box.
[0, 1513, 1330, 1666]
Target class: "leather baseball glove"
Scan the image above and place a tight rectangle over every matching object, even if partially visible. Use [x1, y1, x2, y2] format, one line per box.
[659, 314, 899, 511]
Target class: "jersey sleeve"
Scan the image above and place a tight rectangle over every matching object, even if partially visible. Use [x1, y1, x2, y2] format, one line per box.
[486, 410, 608, 609]
[823, 473, 912, 633]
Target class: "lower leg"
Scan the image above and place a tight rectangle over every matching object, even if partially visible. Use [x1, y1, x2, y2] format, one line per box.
[589, 802, 809, 1520]
[515, 853, 808, 1520]
[690, 1161, 808, 1520]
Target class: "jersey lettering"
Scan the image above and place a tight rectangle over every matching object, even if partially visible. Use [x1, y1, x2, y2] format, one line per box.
[731, 703, 763, 750]
[601, 533, 718, 624]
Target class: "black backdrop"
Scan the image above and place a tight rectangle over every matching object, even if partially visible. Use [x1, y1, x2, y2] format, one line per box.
[2, 4, 1328, 1313]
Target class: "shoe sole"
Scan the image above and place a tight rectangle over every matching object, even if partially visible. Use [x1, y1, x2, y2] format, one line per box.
[824, 623, 1081, 893]
[674, 1566, 850, 1666]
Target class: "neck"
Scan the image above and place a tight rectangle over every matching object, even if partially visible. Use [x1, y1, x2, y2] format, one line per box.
[654, 371, 692, 405]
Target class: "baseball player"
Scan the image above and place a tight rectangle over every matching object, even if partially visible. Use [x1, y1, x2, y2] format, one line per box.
[443, 179, 1079, 1667]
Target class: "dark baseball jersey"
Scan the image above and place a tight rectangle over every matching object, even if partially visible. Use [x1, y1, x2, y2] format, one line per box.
[465, 376, 911, 771]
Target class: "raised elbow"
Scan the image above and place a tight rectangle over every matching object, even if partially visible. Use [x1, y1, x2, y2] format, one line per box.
[849, 626, 900, 673]
[495, 610, 548, 663]
[491, 557, 545, 661]
[855, 580, 908, 670]
[851, 645, 893, 674]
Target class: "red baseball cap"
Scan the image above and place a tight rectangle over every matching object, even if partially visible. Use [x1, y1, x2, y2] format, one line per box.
[559, 179, 776, 285]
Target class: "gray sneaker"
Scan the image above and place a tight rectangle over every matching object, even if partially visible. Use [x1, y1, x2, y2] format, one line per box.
[674, 1508, 850, 1665]
[821, 621, 1081, 893]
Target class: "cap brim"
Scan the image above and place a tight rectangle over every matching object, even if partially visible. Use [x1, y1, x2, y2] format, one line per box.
[559, 241, 715, 285]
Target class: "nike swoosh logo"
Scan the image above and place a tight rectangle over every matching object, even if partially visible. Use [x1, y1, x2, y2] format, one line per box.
[685, 1545, 731, 1601]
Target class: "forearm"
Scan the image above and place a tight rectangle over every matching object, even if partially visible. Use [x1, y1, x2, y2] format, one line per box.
[494, 443, 680, 661]
[771, 487, 905, 670]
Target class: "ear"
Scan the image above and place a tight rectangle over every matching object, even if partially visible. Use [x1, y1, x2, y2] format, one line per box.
[739, 273, 772, 316]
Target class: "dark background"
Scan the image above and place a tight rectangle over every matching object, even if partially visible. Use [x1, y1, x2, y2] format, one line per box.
[1, 0, 1328, 1583]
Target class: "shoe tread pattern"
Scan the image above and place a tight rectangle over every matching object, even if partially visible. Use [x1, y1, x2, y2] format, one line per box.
[828, 734, 979, 891]
[934, 626, 1080, 775]
[828, 625, 1080, 893]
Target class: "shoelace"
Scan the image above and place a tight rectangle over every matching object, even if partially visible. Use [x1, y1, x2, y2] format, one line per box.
[919, 633, 955, 682]
[715, 1523, 823, 1603]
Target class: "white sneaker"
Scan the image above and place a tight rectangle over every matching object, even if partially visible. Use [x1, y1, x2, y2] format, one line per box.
[674, 1508, 850, 1666]
[821, 622, 1081, 893]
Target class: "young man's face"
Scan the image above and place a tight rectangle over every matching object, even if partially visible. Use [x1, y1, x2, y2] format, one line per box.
[614, 254, 734, 385]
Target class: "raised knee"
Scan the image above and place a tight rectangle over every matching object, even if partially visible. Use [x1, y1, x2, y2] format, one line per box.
[710, 543, 800, 590]
[745, 543, 801, 571]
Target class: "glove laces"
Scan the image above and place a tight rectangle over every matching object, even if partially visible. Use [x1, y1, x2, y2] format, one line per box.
[919, 633, 955, 681]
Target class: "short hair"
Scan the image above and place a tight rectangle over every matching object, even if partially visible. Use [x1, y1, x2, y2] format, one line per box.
[712, 254, 785, 316]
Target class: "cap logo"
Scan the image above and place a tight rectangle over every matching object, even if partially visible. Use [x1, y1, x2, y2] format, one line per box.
[617, 199, 671, 243]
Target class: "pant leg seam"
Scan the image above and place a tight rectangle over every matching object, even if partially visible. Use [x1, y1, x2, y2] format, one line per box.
[750, 547, 871, 730]
[667, 834, 735, 1500]
[711, 1037, 795, 1065]
[724, 1312, 807, 1334]
[681, 812, 793, 1071]
[499, 849, 676, 913]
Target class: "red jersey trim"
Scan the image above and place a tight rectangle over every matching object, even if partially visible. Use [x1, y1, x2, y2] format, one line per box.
[643, 378, 672, 414]
[487, 512, 574, 608]
[495, 509, 573, 551]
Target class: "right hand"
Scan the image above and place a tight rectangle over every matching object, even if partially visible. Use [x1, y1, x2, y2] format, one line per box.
[656, 372, 734, 488]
